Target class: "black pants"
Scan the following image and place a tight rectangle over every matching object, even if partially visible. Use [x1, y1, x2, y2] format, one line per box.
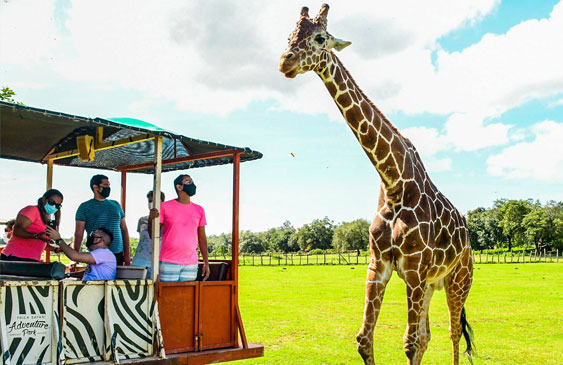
[0, 253, 40, 262]
[114, 251, 124, 266]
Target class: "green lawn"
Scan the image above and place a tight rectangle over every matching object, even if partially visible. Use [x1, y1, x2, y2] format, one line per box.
[238, 264, 563, 364]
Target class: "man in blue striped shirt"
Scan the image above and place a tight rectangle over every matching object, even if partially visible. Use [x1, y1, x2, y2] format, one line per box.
[73, 174, 131, 265]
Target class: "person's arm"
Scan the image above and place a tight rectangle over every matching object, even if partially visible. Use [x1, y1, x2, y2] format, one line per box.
[121, 218, 131, 265]
[46, 227, 96, 264]
[147, 208, 160, 239]
[198, 226, 210, 281]
[73, 221, 86, 251]
[12, 213, 51, 242]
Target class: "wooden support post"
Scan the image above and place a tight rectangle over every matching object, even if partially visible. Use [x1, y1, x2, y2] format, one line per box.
[151, 136, 163, 281]
[232, 153, 241, 283]
[120, 171, 127, 215]
[44, 159, 54, 262]
[235, 305, 248, 349]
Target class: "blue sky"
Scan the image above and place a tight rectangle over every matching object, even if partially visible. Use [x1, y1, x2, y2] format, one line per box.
[1, 0, 562, 237]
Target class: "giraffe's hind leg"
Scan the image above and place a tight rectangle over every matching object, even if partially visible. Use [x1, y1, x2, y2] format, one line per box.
[408, 284, 435, 364]
[445, 250, 474, 365]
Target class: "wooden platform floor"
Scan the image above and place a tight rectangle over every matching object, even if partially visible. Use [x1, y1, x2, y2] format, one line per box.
[93, 344, 264, 365]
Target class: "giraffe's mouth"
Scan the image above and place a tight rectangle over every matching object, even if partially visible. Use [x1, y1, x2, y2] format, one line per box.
[283, 68, 299, 79]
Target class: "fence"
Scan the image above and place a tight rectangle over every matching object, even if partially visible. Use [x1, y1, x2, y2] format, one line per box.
[472, 248, 562, 264]
[208, 249, 562, 266]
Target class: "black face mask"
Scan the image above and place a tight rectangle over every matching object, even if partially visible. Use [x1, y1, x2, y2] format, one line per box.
[182, 183, 196, 196]
[86, 235, 96, 247]
[100, 187, 111, 198]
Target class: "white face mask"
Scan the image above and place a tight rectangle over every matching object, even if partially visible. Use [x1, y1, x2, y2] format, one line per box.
[148, 201, 154, 210]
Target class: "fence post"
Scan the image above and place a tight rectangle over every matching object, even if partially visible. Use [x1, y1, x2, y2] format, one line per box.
[504, 251, 506, 263]
[486, 250, 488, 264]
[324, 253, 326, 265]
[316, 255, 319, 265]
[557, 249, 559, 263]
[306, 254, 309, 265]
[544, 248, 547, 263]
[338, 254, 341, 265]
[242, 254, 245, 266]
[291, 254, 294, 266]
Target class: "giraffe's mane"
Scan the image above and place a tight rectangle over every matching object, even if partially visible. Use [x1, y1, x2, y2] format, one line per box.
[330, 52, 406, 140]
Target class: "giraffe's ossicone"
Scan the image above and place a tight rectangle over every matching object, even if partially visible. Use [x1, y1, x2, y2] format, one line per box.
[279, 4, 475, 365]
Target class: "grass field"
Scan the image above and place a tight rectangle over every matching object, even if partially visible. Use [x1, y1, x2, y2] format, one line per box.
[237, 263, 563, 364]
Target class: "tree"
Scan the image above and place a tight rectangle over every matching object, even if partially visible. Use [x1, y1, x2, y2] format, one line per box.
[467, 207, 504, 250]
[207, 233, 232, 255]
[522, 208, 552, 253]
[239, 231, 267, 253]
[497, 199, 531, 251]
[332, 219, 370, 255]
[0, 87, 23, 104]
[294, 217, 334, 252]
[267, 221, 299, 253]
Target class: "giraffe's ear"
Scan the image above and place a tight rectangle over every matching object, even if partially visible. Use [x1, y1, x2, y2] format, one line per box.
[331, 37, 352, 51]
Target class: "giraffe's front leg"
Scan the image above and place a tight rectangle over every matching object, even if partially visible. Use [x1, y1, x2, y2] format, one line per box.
[402, 268, 429, 365]
[357, 258, 392, 365]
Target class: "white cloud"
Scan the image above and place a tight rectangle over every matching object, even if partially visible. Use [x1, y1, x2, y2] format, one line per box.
[2, 0, 562, 156]
[443, 113, 512, 151]
[548, 98, 563, 107]
[487, 120, 563, 182]
[1, 0, 502, 117]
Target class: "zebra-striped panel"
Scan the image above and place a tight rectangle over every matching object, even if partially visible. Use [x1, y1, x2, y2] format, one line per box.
[104, 280, 155, 361]
[61, 281, 105, 364]
[0, 280, 59, 365]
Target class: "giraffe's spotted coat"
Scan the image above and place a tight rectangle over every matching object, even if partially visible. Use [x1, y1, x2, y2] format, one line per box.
[279, 4, 474, 365]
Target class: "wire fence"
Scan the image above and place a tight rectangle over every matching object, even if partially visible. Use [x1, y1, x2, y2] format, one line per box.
[207, 249, 562, 266]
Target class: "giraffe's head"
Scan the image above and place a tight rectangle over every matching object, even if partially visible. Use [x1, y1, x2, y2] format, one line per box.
[279, 4, 351, 78]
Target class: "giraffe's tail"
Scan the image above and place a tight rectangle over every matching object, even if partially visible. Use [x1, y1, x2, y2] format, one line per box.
[460, 307, 475, 364]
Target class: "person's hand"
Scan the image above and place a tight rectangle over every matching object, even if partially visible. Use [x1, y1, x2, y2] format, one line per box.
[45, 226, 61, 240]
[148, 208, 159, 221]
[123, 254, 131, 266]
[69, 262, 77, 272]
[202, 262, 210, 281]
[35, 230, 53, 243]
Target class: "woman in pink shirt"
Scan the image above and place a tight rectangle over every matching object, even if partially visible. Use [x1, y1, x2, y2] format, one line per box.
[149, 174, 210, 281]
[1, 189, 63, 262]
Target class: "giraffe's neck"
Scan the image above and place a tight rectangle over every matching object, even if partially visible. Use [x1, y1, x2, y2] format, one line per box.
[317, 52, 414, 199]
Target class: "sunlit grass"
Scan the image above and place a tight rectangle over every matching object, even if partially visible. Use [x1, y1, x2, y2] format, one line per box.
[238, 263, 563, 364]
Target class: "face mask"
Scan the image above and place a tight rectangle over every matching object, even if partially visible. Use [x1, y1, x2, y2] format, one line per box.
[86, 235, 96, 248]
[100, 187, 111, 198]
[148, 201, 154, 210]
[182, 183, 196, 196]
[44, 202, 58, 215]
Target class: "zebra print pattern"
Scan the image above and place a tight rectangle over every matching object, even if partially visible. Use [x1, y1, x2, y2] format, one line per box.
[1, 280, 160, 364]
[61, 280, 157, 362]
[104, 280, 155, 361]
[62, 282, 106, 363]
[0, 281, 60, 365]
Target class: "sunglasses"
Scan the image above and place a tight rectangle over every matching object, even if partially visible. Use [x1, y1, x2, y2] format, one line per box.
[47, 199, 62, 209]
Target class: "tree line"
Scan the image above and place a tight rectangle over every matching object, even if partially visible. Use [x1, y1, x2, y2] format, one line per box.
[208, 199, 563, 255]
[467, 199, 563, 252]
[208, 218, 370, 255]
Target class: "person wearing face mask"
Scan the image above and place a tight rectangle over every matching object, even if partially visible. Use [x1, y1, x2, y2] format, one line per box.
[47, 226, 116, 281]
[74, 174, 130, 266]
[148, 174, 210, 281]
[131, 190, 165, 277]
[0, 189, 63, 262]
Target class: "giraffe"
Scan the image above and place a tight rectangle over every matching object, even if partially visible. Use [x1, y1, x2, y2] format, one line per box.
[279, 5, 474, 365]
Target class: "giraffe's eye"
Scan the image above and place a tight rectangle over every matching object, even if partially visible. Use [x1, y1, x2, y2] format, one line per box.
[315, 34, 326, 44]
